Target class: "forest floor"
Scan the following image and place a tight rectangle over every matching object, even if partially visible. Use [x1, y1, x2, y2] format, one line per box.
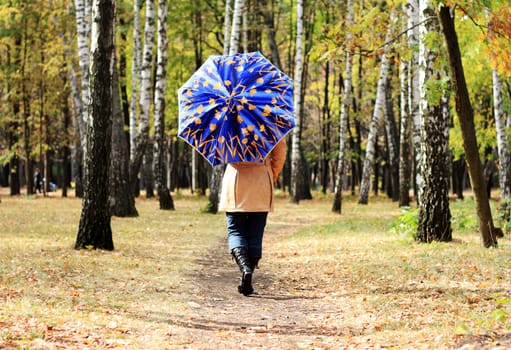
[1, 189, 511, 349]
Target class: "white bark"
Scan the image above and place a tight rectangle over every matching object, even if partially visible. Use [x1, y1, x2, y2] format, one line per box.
[229, 0, 245, 55]
[154, 0, 168, 192]
[290, 0, 304, 202]
[223, 0, 232, 55]
[416, 0, 451, 242]
[140, 0, 155, 143]
[399, 53, 412, 206]
[76, 0, 116, 249]
[488, 11, 511, 201]
[131, 0, 155, 183]
[493, 68, 511, 199]
[358, 20, 394, 204]
[129, 0, 142, 162]
[152, 0, 173, 209]
[398, 0, 418, 207]
[73, 0, 91, 153]
[408, 0, 422, 202]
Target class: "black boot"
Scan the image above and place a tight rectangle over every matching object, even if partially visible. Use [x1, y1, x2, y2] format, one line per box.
[231, 247, 253, 296]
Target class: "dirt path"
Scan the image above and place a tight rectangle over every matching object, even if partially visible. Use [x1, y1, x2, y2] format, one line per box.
[168, 226, 346, 350]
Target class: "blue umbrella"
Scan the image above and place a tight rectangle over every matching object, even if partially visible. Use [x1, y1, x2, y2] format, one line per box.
[178, 51, 295, 166]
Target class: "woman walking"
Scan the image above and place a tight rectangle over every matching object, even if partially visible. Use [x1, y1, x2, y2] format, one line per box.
[219, 139, 287, 296]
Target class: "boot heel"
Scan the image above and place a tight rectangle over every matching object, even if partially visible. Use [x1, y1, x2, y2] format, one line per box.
[238, 271, 253, 296]
[231, 247, 254, 296]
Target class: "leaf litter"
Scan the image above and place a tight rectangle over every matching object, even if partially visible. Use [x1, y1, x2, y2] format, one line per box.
[0, 191, 510, 349]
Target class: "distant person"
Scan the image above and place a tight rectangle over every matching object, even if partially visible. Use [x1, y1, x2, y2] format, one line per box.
[219, 139, 287, 296]
[34, 167, 43, 193]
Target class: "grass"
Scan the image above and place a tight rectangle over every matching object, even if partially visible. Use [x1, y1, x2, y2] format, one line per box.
[0, 192, 226, 348]
[1, 190, 510, 349]
[268, 195, 511, 348]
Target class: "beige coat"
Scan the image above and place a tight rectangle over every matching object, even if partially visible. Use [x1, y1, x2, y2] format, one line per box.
[219, 139, 287, 212]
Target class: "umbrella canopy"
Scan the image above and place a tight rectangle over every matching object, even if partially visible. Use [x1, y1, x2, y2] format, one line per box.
[177, 51, 295, 166]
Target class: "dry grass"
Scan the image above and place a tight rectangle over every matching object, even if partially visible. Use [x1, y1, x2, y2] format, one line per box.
[268, 195, 511, 349]
[0, 190, 510, 349]
[0, 191, 225, 349]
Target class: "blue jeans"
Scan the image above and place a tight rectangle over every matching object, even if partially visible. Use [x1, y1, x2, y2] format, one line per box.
[226, 212, 268, 259]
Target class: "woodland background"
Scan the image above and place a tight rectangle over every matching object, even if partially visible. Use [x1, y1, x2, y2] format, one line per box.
[1, 0, 511, 244]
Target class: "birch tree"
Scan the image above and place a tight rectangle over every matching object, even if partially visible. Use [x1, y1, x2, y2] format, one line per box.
[332, 0, 353, 213]
[129, 0, 155, 193]
[290, 0, 304, 203]
[408, 0, 422, 203]
[488, 11, 511, 222]
[153, 0, 174, 210]
[398, 0, 419, 207]
[129, 0, 141, 163]
[73, 0, 90, 152]
[416, 1, 451, 243]
[73, 0, 91, 197]
[358, 19, 394, 205]
[223, 0, 232, 55]
[493, 67, 511, 216]
[229, 0, 244, 55]
[75, 0, 115, 250]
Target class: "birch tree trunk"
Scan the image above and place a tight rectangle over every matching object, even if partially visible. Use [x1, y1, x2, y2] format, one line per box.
[153, 0, 174, 210]
[332, 0, 353, 213]
[492, 68, 511, 201]
[73, 0, 91, 197]
[493, 67, 511, 219]
[488, 14, 511, 223]
[229, 0, 244, 55]
[290, 0, 304, 203]
[416, 1, 451, 243]
[398, 2, 412, 207]
[75, 0, 115, 250]
[223, 0, 232, 55]
[399, 0, 419, 207]
[73, 0, 90, 154]
[358, 23, 393, 204]
[438, 5, 497, 247]
[408, 0, 422, 203]
[129, 0, 141, 163]
[129, 0, 155, 193]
